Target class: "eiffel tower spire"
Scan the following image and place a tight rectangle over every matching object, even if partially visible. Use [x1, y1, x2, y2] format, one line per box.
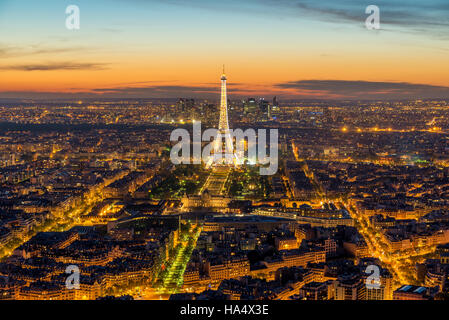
[218, 66, 229, 132]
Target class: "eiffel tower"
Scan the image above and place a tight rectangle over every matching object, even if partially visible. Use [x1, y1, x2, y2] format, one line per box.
[207, 66, 238, 167]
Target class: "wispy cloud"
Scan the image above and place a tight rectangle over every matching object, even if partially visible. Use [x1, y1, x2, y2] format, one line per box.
[90, 81, 265, 97]
[142, 0, 449, 39]
[269, 0, 449, 39]
[276, 80, 449, 99]
[0, 43, 90, 59]
[92, 85, 217, 95]
[0, 82, 262, 99]
[0, 62, 108, 71]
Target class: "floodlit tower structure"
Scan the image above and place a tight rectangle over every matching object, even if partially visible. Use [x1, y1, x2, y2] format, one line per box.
[218, 66, 234, 153]
[207, 67, 238, 167]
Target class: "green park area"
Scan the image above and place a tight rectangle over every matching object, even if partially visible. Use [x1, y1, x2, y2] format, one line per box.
[226, 166, 272, 199]
[149, 165, 209, 200]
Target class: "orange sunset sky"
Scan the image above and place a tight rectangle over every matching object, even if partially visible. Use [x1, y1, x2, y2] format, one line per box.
[1, 0, 449, 100]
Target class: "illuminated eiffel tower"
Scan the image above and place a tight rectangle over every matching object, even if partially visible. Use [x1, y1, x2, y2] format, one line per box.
[207, 66, 238, 167]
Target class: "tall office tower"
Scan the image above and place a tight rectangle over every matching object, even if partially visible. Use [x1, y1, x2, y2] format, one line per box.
[271, 96, 280, 118]
[244, 98, 258, 115]
[259, 98, 269, 113]
[258, 98, 270, 121]
[267, 102, 271, 120]
[272, 96, 279, 110]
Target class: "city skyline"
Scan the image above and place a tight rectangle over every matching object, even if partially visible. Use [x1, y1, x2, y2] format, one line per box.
[1, 0, 449, 100]
[1, 0, 449, 305]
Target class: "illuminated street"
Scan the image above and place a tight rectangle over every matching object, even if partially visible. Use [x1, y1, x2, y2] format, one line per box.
[156, 225, 202, 296]
[346, 203, 437, 287]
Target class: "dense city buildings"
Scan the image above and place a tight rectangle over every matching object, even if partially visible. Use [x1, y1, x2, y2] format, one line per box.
[0, 92, 448, 301]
